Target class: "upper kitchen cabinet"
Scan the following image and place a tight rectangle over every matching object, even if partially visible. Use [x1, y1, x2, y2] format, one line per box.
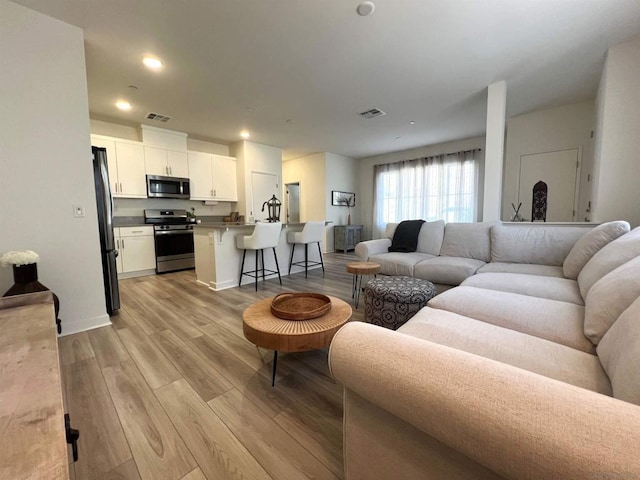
[91, 134, 146, 198]
[144, 146, 189, 178]
[188, 152, 238, 201]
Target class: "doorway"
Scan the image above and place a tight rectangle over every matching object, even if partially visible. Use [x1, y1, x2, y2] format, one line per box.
[518, 149, 579, 222]
[286, 183, 301, 223]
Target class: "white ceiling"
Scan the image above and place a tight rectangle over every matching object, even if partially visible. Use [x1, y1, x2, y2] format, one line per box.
[12, 0, 640, 160]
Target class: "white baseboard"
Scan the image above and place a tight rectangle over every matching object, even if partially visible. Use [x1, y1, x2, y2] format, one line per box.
[58, 313, 111, 336]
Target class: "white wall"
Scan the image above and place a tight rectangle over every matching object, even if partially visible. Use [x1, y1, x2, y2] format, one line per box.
[503, 102, 594, 221]
[325, 153, 359, 252]
[0, 1, 109, 334]
[483, 81, 507, 221]
[283, 153, 326, 222]
[357, 136, 485, 239]
[592, 35, 640, 227]
[230, 141, 283, 220]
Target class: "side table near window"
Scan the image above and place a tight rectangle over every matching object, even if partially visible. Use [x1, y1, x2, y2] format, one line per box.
[334, 225, 363, 253]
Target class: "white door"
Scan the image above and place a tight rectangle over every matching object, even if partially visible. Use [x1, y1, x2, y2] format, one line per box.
[518, 149, 579, 222]
[251, 171, 280, 222]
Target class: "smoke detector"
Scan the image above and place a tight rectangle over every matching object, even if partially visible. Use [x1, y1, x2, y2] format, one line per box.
[145, 112, 171, 123]
[359, 107, 386, 119]
[357, 1, 375, 16]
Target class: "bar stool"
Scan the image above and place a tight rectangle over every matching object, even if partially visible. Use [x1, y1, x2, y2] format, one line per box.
[288, 221, 325, 277]
[237, 222, 282, 291]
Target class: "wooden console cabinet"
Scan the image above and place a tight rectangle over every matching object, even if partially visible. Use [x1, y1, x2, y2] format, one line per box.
[0, 292, 71, 479]
[334, 225, 363, 253]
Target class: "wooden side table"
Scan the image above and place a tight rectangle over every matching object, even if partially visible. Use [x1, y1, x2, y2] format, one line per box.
[243, 296, 352, 386]
[346, 261, 381, 309]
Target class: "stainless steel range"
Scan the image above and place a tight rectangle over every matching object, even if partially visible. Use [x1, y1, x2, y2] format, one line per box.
[144, 209, 195, 273]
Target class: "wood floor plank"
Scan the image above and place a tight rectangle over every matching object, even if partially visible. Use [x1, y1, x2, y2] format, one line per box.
[58, 331, 95, 366]
[209, 388, 339, 480]
[62, 358, 132, 477]
[106, 459, 142, 480]
[88, 325, 132, 368]
[155, 379, 272, 480]
[189, 334, 293, 419]
[179, 468, 207, 480]
[102, 360, 196, 480]
[151, 329, 233, 402]
[117, 325, 182, 389]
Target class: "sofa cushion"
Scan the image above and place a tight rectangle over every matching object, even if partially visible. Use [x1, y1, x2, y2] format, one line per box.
[578, 227, 640, 298]
[597, 296, 640, 405]
[414, 257, 485, 286]
[477, 262, 565, 278]
[584, 256, 640, 345]
[462, 273, 583, 305]
[491, 225, 591, 266]
[439, 222, 493, 262]
[400, 308, 611, 395]
[563, 221, 630, 279]
[384, 223, 398, 239]
[369, 252, 435, 276]
[429, 286, 593, 353]
[416, 220, 445, 256]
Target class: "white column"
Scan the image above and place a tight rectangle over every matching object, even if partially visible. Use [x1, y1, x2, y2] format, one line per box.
[483, 80, 507, 221]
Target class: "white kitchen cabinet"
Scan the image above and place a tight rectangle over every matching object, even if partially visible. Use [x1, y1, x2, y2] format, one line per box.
[91, 135, 147, 198]
[144, 146, 189, 178]
[188, 151, 237, 201]
[212, 155, 238, 201]
[114, 226, 156, 275]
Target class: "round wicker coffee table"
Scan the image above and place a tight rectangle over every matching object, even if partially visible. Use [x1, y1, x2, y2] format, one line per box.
[346, 261, 381, 309]
[243, 295, 352, 386]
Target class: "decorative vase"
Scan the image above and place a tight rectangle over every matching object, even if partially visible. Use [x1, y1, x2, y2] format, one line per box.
[347, 213, 351, 225]
[3, 263, 61, 333]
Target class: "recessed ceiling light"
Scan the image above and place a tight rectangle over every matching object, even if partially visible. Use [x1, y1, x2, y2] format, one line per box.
[394, 136, 402, 140]
[142, 55, 163, 70]
[409, 121, 416, 125]
[240, 131, 250, 139]
[116, 100, 132, 111]
[357, 1, 375, 16]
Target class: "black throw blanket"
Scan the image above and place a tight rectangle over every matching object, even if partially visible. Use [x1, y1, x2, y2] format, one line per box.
[388, 220, 425, 253]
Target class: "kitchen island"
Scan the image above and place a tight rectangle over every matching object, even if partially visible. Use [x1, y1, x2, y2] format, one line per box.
[194, 222, 321, 290]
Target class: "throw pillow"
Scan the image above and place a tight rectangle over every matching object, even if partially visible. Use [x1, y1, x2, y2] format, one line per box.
[389, 220, 426, 253]
[584, 255, 640, 344]
[563, 221, 630, 279]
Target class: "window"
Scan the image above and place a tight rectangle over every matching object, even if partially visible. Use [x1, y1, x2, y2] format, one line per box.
[373, 150, 480, 236]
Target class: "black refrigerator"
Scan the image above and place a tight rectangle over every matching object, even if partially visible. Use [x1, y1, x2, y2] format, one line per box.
[92, 146, 120, 315]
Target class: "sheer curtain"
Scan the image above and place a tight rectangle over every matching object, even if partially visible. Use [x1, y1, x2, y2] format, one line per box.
[373, 149, 480, 237]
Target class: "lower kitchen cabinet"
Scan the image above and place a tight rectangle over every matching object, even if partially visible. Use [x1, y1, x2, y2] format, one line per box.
[334, 225, 363, 253]
[115, 226, 156, 275]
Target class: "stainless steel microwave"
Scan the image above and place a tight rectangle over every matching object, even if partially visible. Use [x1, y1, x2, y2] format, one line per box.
[146, 175, 191, 199]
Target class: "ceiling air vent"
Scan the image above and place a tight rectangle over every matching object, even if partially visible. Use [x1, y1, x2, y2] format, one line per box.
[145, 112, 172, 123]
[359, 107, 386, 119]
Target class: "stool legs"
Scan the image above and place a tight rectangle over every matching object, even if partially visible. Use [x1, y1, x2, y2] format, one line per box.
[316, 241, 325, 275]
[271, 350, 278, 387]
[304, 244, 308, 278]
[272, 248, 282, 285]
[288, 244, 295, 275]
[239, 250, 247, 287]
[255, 250, 259, 291]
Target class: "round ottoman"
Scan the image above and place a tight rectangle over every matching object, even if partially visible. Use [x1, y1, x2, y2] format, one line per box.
[364, 276, 436, 330]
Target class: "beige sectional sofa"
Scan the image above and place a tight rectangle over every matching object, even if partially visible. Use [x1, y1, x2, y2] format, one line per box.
[331, 221, 640, 479]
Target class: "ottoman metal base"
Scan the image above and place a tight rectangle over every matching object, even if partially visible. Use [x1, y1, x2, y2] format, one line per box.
[364, 276, 436, 330]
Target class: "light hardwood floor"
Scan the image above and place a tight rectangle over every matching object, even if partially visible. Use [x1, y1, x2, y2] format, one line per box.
[59, 253, 365, 480]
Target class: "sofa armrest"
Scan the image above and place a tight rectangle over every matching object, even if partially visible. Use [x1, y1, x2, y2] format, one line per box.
[354, 238, 391, 260]
[329, 322, 640, 479]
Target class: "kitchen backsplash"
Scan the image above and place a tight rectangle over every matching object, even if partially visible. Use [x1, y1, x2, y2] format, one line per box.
[113, 197, 232, 217]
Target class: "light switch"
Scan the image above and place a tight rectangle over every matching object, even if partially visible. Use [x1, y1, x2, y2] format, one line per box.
[73, 204, 85, 218]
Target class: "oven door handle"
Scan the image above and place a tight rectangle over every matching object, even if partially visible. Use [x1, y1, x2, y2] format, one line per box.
[154, 230, 194, 235]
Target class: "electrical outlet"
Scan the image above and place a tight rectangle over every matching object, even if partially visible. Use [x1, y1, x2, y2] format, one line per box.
[73, 204, 85, 218]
